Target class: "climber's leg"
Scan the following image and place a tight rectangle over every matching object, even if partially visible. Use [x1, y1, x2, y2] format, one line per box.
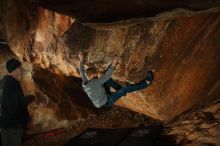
[107, 78, 122, 90]
[104, 87, 127, 107]
[104, 78, 122, 95]
[104, 71, 154, 107]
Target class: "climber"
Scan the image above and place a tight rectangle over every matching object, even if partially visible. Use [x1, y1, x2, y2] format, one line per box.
[0, 58, 34, 146]
[78, 52, 154, 108]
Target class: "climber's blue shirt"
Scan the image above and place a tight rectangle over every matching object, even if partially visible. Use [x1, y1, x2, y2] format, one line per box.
[79, 61, 114, 108]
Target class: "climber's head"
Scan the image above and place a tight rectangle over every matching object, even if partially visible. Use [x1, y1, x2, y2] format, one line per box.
[86, 67, 98, 80]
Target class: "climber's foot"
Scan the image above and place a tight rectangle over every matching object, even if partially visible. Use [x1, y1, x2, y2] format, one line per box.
[145, 71, 154, 85]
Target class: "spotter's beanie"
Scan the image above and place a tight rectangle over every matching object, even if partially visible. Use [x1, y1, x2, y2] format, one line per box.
[6, 59, 21, 73]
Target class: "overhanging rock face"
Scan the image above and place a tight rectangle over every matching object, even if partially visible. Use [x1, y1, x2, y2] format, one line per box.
[0, 0, 220, 123]
[63, 10, 220, 122]
[38, 0, 220, 22]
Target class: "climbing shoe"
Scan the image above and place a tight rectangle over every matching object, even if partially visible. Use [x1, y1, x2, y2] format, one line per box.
[145, 71, 154, 85]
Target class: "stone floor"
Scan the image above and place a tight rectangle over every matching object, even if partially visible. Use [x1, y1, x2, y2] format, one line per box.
[23, 106, 159, 146]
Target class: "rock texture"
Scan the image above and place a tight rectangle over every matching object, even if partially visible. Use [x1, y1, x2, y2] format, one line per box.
[166, 98, 220, 146]
[0, 0, 220, 128]
[29, 68, 97, 132]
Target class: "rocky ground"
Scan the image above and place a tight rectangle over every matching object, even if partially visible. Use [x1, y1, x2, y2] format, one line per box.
[23, 106, 159, 146]
[23, 97, 220, 146]
[166, 97, 220, 146]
